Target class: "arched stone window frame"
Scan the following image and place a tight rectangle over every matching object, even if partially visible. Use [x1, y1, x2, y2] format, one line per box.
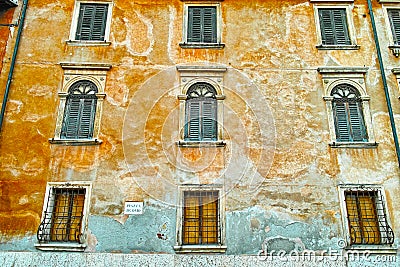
[177, 65, 226, 147]
[318, 67, 377, 148]
[50, 63, 111, 145]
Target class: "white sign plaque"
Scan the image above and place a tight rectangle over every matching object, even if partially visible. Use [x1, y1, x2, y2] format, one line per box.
[124, 202, 143, 215]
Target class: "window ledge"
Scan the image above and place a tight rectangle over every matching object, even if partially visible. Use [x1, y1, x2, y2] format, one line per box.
[176, 140, 226, 147]
[66, 40, 111, 46]
[35, 242, 86, 252]
[49, 138, 102, 146]
[179, 43, 225, 49]
[174, 245, 227, 254]
[329, 141, 378, 148]
[316, 44, 360, 50]
[344, 245, 397, 255]
[389, 45, 400, 57]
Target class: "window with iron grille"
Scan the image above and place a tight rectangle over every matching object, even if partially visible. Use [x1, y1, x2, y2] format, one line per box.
[318, 8, 351, 46]
[388, 9, 400, 45]
[75, 3, 109, 41]
[331, 84, 368, 142]
[61, 80, 98, 139]
[185, 83, 217, 141]
[37, 187, 86, 243]
[183, 191, 220, 245]
[344, 189, 394, 245]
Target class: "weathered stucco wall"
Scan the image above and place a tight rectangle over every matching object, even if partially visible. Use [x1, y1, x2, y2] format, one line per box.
[0, 0, 399, 261]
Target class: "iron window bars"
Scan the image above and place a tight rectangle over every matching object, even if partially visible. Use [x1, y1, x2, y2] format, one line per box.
[183, 190, 220, 245]
[37, 187, 86, 243]
[344, 188, 394, 245]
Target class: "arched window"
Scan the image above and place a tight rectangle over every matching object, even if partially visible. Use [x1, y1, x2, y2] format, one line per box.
[61, 80, 98, 139]
[331, 84, 367, 142]
[185, 83, 217, 141]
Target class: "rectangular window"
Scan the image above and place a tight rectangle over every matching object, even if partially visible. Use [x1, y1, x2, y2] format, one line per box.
[318, 8, 351, 45]
[183, 191, 219, 245]
[180, 4, 224, 49]
[36, 182, 91, 251]
[388, 9, 400, 45]
[76, 4, 108, 41]
[68, 2, 112, 44]
[343, 188, 394, 246]
[187, 7, 217, 43]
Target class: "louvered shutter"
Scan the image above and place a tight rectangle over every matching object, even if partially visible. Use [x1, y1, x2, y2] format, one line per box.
[188, 7, 202, 43]
[76, 4, 108, 41]
[319, 9, 350, 45]
[202, 7, 217, 43]
[348, 101, 367, 142]
[201, 100, 217, 141]
[185, 100, 201, 141]
[333, 102, 351, 142]
[78, 98, 97, 138]
[61, 97, 97, 139]
[388, 9, 400, 45]
[61, 98, 80, 139]
[187, 7, 217, 43]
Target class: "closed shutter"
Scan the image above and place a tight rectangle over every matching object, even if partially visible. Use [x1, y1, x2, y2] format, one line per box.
[79, 99, 97, 138]
[185, 100, 201, 141]
[319, 9, 351, 45]
[333, 102, 351, 142]
[187, 7, 217, 43]
[388, 9, 400, 45]
[201, 100, 217, 141]
[76, 4, 108, 41]
[185, 99, 217, 141]
[348, 101, 367, 142]
[61, 97, 97, 139]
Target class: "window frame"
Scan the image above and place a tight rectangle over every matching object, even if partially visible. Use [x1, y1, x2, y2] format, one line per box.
[68, 0, 113, 46]
[313, 3, 359, 50]
[179, 2, 225, 49]
[176, 65, 226, 147]
[174, 185, 226, 253]
[318, 67, 377, 148]
[338, 184, 396, 253]
[382, 4, 400, 56]
[35, 182, 92, 252]
[49, 63, 111, 146]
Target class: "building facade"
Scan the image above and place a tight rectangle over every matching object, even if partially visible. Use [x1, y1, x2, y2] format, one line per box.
[0, 0, 399, 265]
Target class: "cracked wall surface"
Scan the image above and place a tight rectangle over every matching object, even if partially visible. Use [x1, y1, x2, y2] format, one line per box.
[0, 0, 399, 261]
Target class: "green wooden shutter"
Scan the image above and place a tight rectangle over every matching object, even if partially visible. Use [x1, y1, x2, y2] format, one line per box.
[76, 4, 108, 41]
[185, 100, 201, 141]
[201, 100, 217, 141]
[61, 97, 97, 139]
[62, 98, 80, 139]
[388, 9, 400, 45]
[348, 102, 367, 141]
[78, 99, 97, 138]
[333, 102, 351, 142]
[187, 7, 217, 43]
[319, 9, 350, 45]
[202, 7, 217, 43]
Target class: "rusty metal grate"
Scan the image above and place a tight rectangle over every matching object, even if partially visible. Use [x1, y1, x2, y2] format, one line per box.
[37, 187, 86, 243]
[183, 190, 220, 245]
[345, 188, 394, 245]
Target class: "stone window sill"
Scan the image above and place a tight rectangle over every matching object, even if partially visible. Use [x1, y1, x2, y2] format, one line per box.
[66, 40, 111, 46]
[174, 245, 227, 254]
[176, 140, 226, 147]
[179, 43, 225, 49]
[329, 141, 378, 148]
[49, 138, 102, 146]
[35, 242, 86, 252]
[316, 44, 360, 50]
